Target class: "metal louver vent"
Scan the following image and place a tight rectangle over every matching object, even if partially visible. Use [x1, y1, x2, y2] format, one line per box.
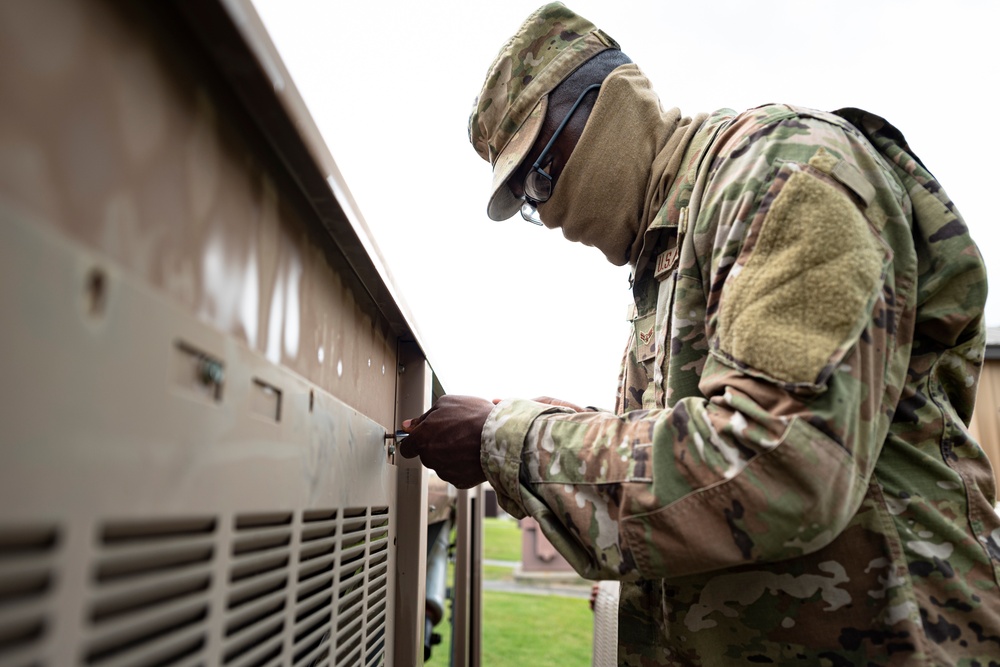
[0, 505, 391, 667]
[224, 513, 293, 666]
[0, 525, 58, 667]
[292, 510, 337, 667]
[364, 508, 389, 667]
[333, 508, 366, 667]
[332, 507, 389, 667]
[85, 517, 215, 666]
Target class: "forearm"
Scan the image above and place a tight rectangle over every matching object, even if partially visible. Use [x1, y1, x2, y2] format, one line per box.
[484, 358, 885, 580]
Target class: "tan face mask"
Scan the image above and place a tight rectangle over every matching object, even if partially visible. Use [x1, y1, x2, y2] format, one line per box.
[538, 64, 700, 267]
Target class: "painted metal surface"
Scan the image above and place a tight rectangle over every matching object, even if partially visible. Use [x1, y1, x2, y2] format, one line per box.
[0, 0, 399, 426]
[393, 343, 433, 666]
[0, 0, 459, 664]
[970, 357, 1000, 493]
[0, 206, 398, 665]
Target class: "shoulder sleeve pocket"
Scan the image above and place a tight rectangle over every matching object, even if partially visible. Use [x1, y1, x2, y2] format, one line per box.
[715, 162, 890, 391]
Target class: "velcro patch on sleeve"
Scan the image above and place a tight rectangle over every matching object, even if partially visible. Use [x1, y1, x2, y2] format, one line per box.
[717, 167, 885, 386]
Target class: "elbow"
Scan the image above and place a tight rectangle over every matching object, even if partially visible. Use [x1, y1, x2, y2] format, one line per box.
[731, 421, 869, 564]
[755, 461, 867, 561]
[621, 421, 868, 578]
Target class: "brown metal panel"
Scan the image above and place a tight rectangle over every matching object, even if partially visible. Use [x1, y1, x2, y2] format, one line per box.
[0, 0, 445, 665]
[0, 0, 397, 425]
[452, 487, 484, 667]
[971, 360, 1000, 493]
[393, 343, 432, 666]
[0, 209, 399, 665]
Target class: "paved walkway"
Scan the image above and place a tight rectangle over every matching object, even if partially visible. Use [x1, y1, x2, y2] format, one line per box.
[483, 578, 591, 599]
[481, 559, 592, 599]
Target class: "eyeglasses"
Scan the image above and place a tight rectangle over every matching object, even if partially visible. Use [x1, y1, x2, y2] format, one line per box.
[519, 83, 603, 225]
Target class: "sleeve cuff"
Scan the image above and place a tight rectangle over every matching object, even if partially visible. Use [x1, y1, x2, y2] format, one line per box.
[481, 398, 573, 518]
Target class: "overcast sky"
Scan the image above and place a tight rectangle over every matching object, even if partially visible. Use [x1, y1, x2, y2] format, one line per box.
[252, 0, 999, 408]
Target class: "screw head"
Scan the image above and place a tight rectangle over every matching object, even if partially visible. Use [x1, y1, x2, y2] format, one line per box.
[198, 358, 224, 386]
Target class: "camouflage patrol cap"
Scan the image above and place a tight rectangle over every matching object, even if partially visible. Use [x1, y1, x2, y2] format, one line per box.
[468, 2, 618, 221]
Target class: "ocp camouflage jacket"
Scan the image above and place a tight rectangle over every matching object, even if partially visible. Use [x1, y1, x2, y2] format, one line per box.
[482, 103, 1000, 665]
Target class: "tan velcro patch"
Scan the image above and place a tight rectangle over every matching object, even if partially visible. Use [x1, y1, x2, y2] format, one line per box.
[717, 168, 884, 386]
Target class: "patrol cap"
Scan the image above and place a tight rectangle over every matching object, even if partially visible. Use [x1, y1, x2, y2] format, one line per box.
[468, 2, 618, 221]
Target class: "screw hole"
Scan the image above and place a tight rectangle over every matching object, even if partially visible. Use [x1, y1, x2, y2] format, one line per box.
[309, 390, 315, 413]
[85, 268, 107, 318]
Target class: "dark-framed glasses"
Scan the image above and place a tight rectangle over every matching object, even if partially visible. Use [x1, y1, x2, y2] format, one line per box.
[519, 83, 602, 225]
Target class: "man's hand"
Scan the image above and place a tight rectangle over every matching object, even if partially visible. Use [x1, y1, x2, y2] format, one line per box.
[398, 395, 493, 489]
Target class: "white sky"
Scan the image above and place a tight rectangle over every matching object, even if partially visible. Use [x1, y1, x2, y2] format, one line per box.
[252, 0, 999, 409]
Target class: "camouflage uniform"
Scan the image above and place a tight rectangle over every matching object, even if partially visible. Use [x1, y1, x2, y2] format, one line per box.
[482, 103, 1000, 664]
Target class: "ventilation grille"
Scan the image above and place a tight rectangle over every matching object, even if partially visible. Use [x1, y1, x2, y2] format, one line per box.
[1, 507, 392, 667]
[224, 513, 293, 666]
[334, 507, 389, 667]
[85, 517, 216, 666]
[0, 525, 58, 667]
[363, 508, 389, 667]
[292, 510, 337, 667]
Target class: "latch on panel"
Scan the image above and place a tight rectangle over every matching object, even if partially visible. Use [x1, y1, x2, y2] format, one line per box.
[173, 341, 224, 403]
[384, 430, 408, 464]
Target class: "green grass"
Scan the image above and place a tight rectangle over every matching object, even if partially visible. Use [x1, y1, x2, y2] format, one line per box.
[483, 591, 593, 665]
[426, 590, 593, 666]
[483, 517, 521, 562]
[424, 519, 592, 665]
